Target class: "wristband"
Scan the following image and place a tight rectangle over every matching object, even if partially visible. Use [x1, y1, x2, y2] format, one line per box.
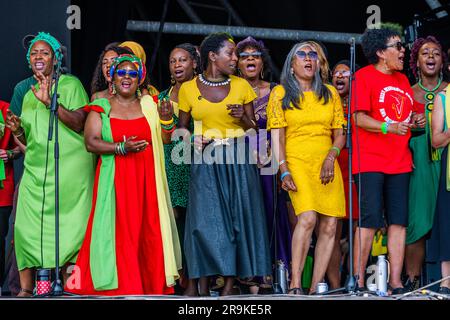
[381, 122, 388, 135]
[280, 171, 291, 181]
[330, 146, 341, 157]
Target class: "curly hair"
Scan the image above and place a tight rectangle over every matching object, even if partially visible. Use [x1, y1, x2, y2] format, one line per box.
[199, 32, 234, 71]
[173, 42, 202, 75]
[361, 27, 401, 65]
[90, 43, 131, 95]
[235, 36, 271, 78]
[409, 36, 447, 79]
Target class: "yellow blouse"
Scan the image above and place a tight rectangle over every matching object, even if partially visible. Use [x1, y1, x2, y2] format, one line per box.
[178, 75, 257, 139]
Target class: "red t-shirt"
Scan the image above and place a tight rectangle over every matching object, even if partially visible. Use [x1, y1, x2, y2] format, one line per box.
[0, 101, 15, 206]
[351, 65, 413, 174]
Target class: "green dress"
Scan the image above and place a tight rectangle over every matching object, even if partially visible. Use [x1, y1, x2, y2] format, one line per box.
[159, 89, 191, 209]
[14, 74, 96, 270]
[407, 101, 441, 244]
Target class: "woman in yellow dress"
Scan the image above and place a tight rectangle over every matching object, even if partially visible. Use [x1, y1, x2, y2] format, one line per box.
[267, 41, 346, 294]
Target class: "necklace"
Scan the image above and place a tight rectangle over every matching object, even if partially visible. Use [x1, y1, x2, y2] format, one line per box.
[418, 77, 442, 103]
[198, 73, 230, 87]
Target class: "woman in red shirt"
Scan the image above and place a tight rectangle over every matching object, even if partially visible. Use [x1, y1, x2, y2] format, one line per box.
[351, 27, 416, 294]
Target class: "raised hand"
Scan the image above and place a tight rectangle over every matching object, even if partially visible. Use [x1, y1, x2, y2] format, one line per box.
[158, 99, 174, 121]
[31, 71, 52, 106]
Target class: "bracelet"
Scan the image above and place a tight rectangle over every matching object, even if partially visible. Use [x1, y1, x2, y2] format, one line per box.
[381, 122, 388, 135]
[330, 146, 341, 157]
[280, 171, 291, 181]
[325, 155, 335, 162]
[279, 160, 287, 166]
[161, 123, 175, 130]
[161, 126, 176, 134]
[160, 117, 174, 125]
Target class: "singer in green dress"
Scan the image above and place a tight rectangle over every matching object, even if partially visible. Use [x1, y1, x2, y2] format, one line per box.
[5, 32, 95, 297]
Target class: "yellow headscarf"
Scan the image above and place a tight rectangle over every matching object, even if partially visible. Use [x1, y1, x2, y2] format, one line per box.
[120, 41, 147, 65]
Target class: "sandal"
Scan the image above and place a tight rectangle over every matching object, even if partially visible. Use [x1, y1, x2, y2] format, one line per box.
[288, 287, 304, 295]
[18, 288, 34, 297]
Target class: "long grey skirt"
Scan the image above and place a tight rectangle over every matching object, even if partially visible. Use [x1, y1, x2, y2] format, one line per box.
[184, 139, 271, 279]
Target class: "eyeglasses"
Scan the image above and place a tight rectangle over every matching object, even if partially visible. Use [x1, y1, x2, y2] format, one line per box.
[239, 52, 262, 59]
[333, 70, 351, 77]
[295, 51, 318, 61]
[385, 41, 406, 51]
[116, 69, 139, 78]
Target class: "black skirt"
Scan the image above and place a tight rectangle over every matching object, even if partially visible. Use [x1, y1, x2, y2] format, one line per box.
[184, 138, 272, 279]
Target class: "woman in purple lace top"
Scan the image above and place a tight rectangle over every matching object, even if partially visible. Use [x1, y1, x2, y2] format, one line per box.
[235, 37, 292, 294]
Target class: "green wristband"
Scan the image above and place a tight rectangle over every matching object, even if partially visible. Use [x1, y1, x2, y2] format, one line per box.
[330, 146, 341, 157]
[381, 122, 388, 135]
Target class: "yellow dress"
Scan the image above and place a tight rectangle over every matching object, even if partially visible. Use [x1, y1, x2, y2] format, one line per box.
[267, 85, 345, 217]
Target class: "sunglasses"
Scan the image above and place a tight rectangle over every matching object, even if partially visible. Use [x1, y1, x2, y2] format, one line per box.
[295, 50, 318, 61]
[385, 41, 406, 51]
[239, 51, 262, 59]
[333, 70, 351, 77]
[116, 69, 139, 78]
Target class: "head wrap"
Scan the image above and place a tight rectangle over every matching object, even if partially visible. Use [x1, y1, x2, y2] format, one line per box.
[119, 41, 147, 65]
[26, 32, 63, 67]
[109, 54, 147, 85]
[236, 36, 266, 54]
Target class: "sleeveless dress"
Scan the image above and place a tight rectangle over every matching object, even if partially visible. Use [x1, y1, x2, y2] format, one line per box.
[67, 117, 173, 295]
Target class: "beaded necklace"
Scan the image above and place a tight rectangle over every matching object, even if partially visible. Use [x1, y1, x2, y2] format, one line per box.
[198, 73, 231, 87]
[418, 77, 442, 105]
[418, 76, 442, 161]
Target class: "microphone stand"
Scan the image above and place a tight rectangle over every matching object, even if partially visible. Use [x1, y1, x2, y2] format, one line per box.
[323, 37, 358, 295]
[343, 37, 357, 294]
[48, 55, 63, 296]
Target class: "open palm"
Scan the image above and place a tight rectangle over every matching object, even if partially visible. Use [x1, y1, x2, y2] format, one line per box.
[31, 71, 52, 106]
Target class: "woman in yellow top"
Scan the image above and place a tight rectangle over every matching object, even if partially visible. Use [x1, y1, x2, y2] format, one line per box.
[267, 41, 346, 294]
[177, 33, 271, 296]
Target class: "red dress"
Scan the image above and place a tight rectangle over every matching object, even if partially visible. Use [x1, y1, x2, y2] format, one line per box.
[66, 117, 173, 295]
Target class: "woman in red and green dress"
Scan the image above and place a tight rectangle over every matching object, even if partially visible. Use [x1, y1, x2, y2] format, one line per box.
[66, 54, 181, 295]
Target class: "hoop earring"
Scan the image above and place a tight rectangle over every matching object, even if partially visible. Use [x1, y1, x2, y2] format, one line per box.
[260, 69, 264, 79]
[170, 75, 176, 85]
[112, 83, 117, 95]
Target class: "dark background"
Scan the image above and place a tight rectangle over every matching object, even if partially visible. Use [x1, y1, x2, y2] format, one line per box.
[1, 0, 449, 101]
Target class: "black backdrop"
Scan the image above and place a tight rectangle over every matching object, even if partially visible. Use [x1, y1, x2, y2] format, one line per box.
[0, 0, 71, 101]
[1, 0, 449, 101]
